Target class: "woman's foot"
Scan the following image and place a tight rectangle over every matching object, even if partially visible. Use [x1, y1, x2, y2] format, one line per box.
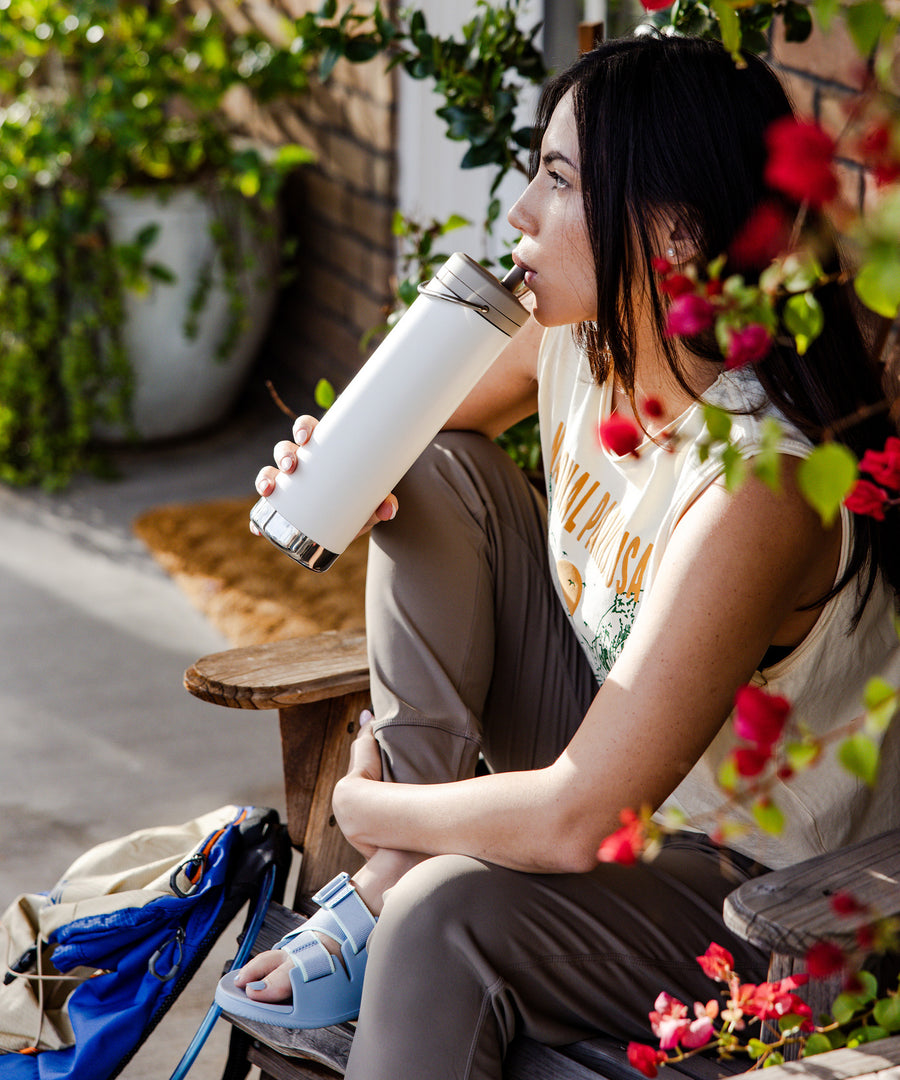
[231, 850, 425, 1004]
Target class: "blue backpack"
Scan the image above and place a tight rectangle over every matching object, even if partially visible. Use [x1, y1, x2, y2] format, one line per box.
[0, 805, 289, 1080]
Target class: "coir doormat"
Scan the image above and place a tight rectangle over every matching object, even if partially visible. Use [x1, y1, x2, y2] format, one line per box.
[133, 496, 368, 646]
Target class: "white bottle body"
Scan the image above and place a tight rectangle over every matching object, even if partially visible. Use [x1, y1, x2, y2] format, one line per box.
[253, 255, 527, 569]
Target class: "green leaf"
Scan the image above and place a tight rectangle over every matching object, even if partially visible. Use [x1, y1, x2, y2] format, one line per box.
[442, 213, 470, 233]
[762, 1051, 784, 1067]
[703, 403, 733, 442]
[747, 1039, 768, 1059]
[717, 755, 739, 793]
[313, 377, 335, 410]
[813, 0, 840, 31]
[752, 798, 785, 835]
[863, 676, 898, 735]
[855, 253, 900, 319]
[845, 0, 888, 56]
[796, 443, 858, 526]
[785, 740, 820, 772]
[722, 443, 748, 491]
[802, 1034, 834, 1057]
[847, 1025, 890, 1047]
[782, 0, 813, 41]
[837, 732, 880, 787]
[783, 291, 824, 355]
[710, 0, 743, 61]
[874, 996, 900, 1032]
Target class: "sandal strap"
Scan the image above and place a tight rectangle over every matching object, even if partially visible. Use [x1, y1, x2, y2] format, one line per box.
[311, 872, 377, 955]
[279, 929, 335, 983]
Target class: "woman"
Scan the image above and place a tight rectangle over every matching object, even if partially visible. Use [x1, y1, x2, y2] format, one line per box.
[217, 35, 900, 1078]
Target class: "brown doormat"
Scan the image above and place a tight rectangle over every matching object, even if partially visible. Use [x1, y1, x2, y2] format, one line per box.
[133, 496, 368, 646]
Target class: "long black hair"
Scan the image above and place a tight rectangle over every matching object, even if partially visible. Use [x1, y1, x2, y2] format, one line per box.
[531, 34, 899, 615]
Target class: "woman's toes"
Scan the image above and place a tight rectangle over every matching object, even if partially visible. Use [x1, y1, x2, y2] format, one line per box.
[244, 961, 294, 1002]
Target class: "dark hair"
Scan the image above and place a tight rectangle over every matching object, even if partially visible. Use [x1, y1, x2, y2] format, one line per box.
[531, 34, 899, 616]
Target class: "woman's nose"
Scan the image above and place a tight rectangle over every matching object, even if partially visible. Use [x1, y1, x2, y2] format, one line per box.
[507, 181, 537, 235]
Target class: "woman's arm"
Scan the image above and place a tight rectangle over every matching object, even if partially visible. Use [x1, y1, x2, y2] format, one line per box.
[333, 458, 841, 874]
[443, 313, 543, 438]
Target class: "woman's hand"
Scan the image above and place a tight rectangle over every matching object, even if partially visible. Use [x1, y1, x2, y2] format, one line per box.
[250, 414, 399, 536]
[333, 710, 383, 861]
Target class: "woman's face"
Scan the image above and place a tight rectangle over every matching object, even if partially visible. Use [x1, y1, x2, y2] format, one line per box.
[508, 91, 596, 328]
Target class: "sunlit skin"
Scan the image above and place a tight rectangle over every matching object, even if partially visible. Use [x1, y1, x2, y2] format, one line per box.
[236, 92, 843, 1006]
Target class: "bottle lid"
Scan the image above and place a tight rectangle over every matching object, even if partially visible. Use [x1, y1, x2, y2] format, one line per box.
[432, 253, 529, 336]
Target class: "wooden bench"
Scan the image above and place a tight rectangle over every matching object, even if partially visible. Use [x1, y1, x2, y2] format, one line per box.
[185, 630, 900, 1080]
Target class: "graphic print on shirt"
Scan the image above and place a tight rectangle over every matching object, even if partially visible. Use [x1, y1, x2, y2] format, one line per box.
[547, 421, 653, 682]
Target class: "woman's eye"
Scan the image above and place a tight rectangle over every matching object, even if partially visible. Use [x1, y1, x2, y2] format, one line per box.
[547, 169, 569, 190]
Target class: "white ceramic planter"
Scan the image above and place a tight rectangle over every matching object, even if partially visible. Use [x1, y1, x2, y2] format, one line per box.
[97, 187, 280, 441]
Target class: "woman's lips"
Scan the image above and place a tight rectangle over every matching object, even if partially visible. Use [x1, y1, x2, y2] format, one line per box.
[513, 254, 536, 288]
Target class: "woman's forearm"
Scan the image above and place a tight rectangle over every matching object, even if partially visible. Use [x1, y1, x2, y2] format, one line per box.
[332, 762, 606, 875]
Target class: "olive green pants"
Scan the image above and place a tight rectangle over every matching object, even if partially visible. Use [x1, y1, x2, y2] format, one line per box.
[346, 432, 768, 1080]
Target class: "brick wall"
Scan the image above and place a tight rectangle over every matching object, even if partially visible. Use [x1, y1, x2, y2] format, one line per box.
[208, 0, 399, 411]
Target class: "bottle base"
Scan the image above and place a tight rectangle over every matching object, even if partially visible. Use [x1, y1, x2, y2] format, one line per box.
[250, 499, 340, 573]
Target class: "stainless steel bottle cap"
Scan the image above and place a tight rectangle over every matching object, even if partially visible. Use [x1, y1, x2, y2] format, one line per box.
[250, 498, 339, 573]
[432, 253, 529, 336]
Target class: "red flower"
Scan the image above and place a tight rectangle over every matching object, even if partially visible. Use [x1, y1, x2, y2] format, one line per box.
[729, 200, 794, 270]
[696, 943, 735, 982]
[725, 324, 772, 370]
[858, 436, 900, 490]
[650, 992, 691, 1050]
[599, 414, 642, 458]
[733, 746, 770, 777]
[598, 808, 644, 864]
[733, 685, 791, 749]
[745, 979, 813, 1029]
[666, 294, 715, 337]
[659, 273, 695, 299]
[764, 117, 838, 208]
[805, 940, 845, 978]
[858, 122, 900, 187]
[639, 0, 673, 9]
[830, 891, 867, 917]
[641, 396, 664, 420]
[844, 478, 889, 521]
[628, 1043, 668, 1077]
[652, 256, 673, 275]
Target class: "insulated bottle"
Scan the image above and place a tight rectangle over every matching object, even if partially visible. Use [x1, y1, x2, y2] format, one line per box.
[250, 253, 529, 571]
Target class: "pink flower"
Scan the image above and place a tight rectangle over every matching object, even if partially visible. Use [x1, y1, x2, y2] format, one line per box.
[844, 478, 889, 521]
[627, 1043, 668, 1077]
[733, 685, 791, 749]
[681, 1010, 716, 1050]
[859, 436, 900, 490]
[598, 808, 644, 864]
[742, 976, 812, 1030]
[598, 414, 642, 458]
[696, 943, 735, 982]
[724, 324, 772, 370]
[650, 993, 690, 1050]
[729, 200, 794, 269]
[858, 122, 900, 187]
[666, 294, 715, 337]
[805, 940, 845, 978]
[639, 0, 673, 9]
[641, 396, 664, 420]
[652, 256, 673, 275]
[764, 117, 838, 208]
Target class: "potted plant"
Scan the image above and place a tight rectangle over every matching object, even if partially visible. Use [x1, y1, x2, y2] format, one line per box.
[0, 0, 313, 487]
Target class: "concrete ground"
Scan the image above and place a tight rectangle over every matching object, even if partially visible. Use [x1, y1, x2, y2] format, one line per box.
[0, 398, 306, 1078]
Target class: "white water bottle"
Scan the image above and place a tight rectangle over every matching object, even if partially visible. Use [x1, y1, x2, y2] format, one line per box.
[250, 253, 529, 571]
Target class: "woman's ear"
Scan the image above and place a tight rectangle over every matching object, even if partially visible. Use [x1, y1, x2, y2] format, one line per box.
[665, 221, 700, 266]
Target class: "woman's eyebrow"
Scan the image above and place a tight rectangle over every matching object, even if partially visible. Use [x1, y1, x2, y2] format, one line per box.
[542, 151, 578, 170]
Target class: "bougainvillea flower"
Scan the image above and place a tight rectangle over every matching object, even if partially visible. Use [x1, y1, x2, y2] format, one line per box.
[858, 436, 900, 490]
[641, 396, 664, 419]
[830, 891, 868, 917]
[666, 293, 716, 336]
[733, 745, 770, 777]
[744, 978, 813, 1029]
[650, 993, 690, 1049]
[696, 943, 735, 982]
[598, 414, 642, 458]
[729, 199, 794, 269]
[659, 272, 696, 299]
[733, 684, 791, 749]
[638, 0, 673, 10]
[844, 478, 889, 521]
[681, 1012, 716, 1050]
[805, 940, 845, 978]
[858, 122, 900, 187]
[627, 1042, 668, 1077]
[652, 256, 673, 275]
[725, 323, 772, 370]
[597, 808, 645, 863]
[764, 117, 838, 208]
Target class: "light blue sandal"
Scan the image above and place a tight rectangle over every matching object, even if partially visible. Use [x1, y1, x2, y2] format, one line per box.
[215, 872, 377, 1029]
